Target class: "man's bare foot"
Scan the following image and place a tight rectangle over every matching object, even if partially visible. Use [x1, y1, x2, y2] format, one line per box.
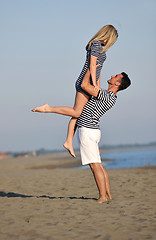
[32, 104, 52, 113]
[97, 197, 107, 204]
[63, 141, 76, 158]
[106, 193, 112, 200]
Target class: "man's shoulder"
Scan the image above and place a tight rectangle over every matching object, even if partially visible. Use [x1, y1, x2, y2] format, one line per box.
[96, 89, 117, 101]
[96, 89, 108, 98]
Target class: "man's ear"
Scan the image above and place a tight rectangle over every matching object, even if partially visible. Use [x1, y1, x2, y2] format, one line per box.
[115, 80, 121, 86]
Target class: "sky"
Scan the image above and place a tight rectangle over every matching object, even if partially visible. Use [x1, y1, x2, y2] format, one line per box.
[0, 0, 156, 152]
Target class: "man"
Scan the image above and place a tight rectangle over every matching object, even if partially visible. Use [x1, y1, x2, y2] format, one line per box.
[76, 72, 131, 203]
[32, 72, 131, 203]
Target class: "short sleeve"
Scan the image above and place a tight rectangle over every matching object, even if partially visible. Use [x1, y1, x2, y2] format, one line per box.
[97, 90, 117, 102]
[90, 40, 101, 58]
[97, 89, 107, 101]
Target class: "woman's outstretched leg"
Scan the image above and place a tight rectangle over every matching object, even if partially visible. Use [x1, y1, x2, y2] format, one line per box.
[32, 69, 91, 116]
[32, 69, 92, 157]
[32, 92, 89, 157]
[32, 91, 89, 118]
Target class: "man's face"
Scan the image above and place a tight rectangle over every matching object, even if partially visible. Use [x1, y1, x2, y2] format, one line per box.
[107, 73, 123, 86]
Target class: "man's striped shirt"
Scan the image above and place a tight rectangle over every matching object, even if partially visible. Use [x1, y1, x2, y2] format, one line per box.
[76, 90, 117, 129]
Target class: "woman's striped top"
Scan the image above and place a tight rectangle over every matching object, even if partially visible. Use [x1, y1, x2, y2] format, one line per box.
[76, 90, 117, 129]
[75, 40, 106, 96]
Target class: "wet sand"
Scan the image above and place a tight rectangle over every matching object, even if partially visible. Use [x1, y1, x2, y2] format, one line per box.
[0, 153, 156, 240]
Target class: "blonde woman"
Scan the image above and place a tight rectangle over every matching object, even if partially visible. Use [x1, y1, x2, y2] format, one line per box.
[32, 25, 118, 157]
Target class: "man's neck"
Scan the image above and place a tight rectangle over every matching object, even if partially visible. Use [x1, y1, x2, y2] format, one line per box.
[107, 86, 118, 96]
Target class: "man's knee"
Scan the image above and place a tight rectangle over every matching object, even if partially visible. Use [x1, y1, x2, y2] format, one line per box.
[90, 162, 100, 171]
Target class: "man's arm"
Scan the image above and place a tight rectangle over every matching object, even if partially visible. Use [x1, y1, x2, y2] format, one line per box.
[81, 69, 100, 97]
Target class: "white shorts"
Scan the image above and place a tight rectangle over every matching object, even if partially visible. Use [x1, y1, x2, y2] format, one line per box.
[78, 127, 101, 165]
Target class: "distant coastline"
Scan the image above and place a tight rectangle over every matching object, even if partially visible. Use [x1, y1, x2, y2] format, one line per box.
[100, 142, 156, 153]
[1, 142, 156, 159]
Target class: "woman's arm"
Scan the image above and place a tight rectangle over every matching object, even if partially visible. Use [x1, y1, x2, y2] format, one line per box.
[97, 72, 101, 88]
[90, 55, 98, 87]
[89, 40, 101, 89]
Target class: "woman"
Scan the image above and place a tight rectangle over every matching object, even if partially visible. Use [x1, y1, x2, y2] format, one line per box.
[32, 25, 118, 157]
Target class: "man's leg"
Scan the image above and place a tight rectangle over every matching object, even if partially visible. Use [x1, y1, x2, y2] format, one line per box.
[89, 163, 107, 203]
[100, 163, 112, 200]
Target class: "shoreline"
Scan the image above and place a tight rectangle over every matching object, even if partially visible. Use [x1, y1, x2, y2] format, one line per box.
[1, 147, 156, 170]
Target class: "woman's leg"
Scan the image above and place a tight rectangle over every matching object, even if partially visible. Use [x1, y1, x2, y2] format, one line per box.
[63, 118, 77, 157]
[32, 92, 89, 118]
[63, 92, 89, 158]
[32, 92, 89, 158]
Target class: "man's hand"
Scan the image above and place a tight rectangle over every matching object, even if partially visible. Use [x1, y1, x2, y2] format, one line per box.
[94, 84, 101, 92]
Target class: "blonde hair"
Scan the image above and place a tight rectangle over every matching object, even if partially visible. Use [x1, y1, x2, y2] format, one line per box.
[86, 25, 118, 52]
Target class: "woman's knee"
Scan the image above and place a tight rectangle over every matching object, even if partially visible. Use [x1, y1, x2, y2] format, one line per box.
[73, 109, 82, 118]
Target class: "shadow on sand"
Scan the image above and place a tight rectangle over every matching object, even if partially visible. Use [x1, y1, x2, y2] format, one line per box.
[0, 191, 97, 201]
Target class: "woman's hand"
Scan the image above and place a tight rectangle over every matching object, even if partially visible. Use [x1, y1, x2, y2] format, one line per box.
[94, 84, 101, 91]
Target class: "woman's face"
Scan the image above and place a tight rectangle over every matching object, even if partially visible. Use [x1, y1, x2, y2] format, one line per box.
[103, 38, 109, 46]
[100, 38, 108, 46]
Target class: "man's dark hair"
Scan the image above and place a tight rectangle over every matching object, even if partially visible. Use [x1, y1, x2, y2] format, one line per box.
[118, 72, 131, 92]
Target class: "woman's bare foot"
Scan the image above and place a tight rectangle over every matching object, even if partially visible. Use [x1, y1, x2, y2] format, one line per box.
[97, 197, 107, 204]
[32, 104, 52, 113]
[63, 141, 76, 158]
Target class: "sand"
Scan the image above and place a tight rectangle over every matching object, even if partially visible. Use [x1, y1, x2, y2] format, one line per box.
[0, 153, 156, 240]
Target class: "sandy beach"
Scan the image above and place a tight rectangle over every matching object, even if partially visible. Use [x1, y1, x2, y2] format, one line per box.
[0, 153, 156, 240]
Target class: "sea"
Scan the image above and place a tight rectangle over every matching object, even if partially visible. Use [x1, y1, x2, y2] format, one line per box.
[101, 147, 156, 169]
[80, 147, 156, 169]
